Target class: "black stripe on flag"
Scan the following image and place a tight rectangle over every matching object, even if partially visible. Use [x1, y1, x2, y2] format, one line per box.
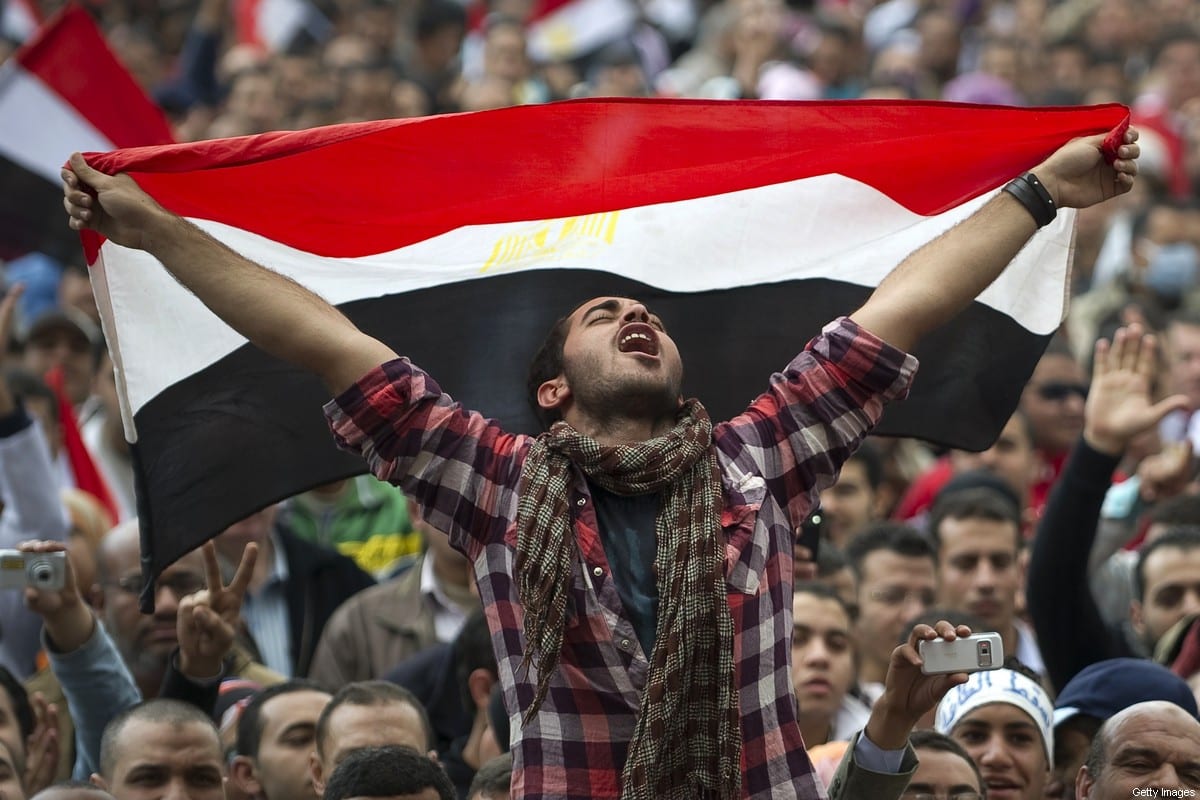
[0, 154, 80, 262]
[131, 269, 1045, 583]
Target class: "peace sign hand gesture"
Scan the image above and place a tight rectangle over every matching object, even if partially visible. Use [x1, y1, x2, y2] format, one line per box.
[177, 540, 257, 680]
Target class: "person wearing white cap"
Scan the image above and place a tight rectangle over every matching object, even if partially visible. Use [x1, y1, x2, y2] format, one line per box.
[935, 664, 1054, 800]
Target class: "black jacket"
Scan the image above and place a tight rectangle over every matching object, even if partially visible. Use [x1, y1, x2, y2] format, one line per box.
[275, 524, 376, 679]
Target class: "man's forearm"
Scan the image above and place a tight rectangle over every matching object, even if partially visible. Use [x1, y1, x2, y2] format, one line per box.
[141, 209, 396, 392]
[850, 190, 1038, 352]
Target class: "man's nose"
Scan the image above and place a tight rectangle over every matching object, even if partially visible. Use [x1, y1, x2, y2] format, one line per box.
[978, 734, 1013, 766]
[622, 303, 650, 323]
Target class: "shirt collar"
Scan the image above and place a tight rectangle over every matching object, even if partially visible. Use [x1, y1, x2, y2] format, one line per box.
[419, 553, 452, 611]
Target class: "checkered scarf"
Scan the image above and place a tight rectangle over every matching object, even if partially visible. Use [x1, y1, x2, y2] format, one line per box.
[515, 399, 741, 800]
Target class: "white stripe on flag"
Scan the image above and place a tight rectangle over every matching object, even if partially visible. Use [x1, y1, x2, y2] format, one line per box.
[0, 62, 114, 181]
[96, 171, 1073, 432]
[527, 0, 638, 62]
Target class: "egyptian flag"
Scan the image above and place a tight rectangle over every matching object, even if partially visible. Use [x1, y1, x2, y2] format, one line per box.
[524, 0, 638, 62]
[77, 98, 1127, 597]
[0, 4, 173, 262]
[233, 0, 330, 52]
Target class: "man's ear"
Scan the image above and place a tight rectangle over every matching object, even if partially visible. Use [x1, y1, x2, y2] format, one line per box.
[468, 668, 496, 711]
[1076, 764, 1095, 799]
[231, 755, 263, 798]
[536, 376, 570, 416]
[309, 751, 326, 798]
[1131, 598, 1145, 636]
[90, 773, 110, 791]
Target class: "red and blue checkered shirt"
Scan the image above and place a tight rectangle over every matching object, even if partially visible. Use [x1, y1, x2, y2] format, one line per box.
[325, 316, 917, 799]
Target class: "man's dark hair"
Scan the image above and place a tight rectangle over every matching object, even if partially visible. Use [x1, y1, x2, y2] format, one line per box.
[1149, 495, 1200, 528]
[455, 610, 498, 712]
[323, 745, 454, 800]
[0, 666, 34, 743]
[844, 522, 935, 580]
[909, 729, 985, 795]
[416, 0, 467, 41]
[235, 678, 328, 759]
[526, 312, 573, 429]
[1135, 527, 1200, 601]
[847, 440, 884, 490]
[468, 752, 513, 799]
[1084, 721, 1109, 780]
[1151, 29, 1200, 69]
[928, 486, 1021, 550]
[315, 681, 434, 757]
[100, 699, 219, 778]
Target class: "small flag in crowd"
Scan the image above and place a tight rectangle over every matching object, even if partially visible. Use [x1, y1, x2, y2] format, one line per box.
[233, 0, 331, 53]
[0, 4, 173, 262]
[76, 98, 1128, 596]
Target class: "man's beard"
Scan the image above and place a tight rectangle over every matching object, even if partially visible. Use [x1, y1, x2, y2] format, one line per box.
[564, 358, 681, 425]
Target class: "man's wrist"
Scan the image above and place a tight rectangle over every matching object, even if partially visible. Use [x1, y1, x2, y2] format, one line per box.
[178, 650, 223, 681]
[1083, 426, 1127, 457]
[43, 605, 97, 654]
[863, 704, 915, 751]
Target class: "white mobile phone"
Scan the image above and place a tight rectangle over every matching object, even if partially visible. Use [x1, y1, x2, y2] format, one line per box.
[919, 632, 1004, 675]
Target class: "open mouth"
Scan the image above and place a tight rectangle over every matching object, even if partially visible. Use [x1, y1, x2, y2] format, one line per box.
[617, 323, 660, 356]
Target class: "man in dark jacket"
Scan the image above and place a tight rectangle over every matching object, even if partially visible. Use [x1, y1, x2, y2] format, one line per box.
[215, 505, 376, 678]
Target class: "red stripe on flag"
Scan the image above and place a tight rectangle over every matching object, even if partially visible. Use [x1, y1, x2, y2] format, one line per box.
[82, 99, 1129, 261]
[44, 366, 119, 527]
[233, 0, 265, 48]
[16, 5, 173, 150]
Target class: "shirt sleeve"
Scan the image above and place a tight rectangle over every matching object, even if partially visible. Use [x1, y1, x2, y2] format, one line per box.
[323, 358, 529, 557]
[45, 621, 143, 780]
[718, 316, 918, 524]
[854, 731, 907, 774]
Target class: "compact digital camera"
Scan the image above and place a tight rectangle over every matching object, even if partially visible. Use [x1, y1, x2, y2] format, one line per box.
[0, 550, 67, 591]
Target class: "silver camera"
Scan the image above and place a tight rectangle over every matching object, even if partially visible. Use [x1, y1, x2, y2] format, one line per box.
[0, 550, 67, 591]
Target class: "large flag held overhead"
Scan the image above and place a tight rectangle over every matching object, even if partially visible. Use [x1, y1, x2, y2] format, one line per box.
[78, 98, 1127, 597]
[0, 4, 173, 262]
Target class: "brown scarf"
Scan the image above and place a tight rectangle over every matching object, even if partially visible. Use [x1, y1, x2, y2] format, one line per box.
[514, 399, 741, 800]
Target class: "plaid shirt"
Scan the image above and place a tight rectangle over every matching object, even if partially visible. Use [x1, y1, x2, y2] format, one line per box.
[325, 317, 916, 800]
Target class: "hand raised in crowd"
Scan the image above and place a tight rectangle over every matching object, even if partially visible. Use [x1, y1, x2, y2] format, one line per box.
[1083, 323, 1190, 456]
[20, 539, 96, 654]
[1138, 440, 1194, 503]
[1033, 127, 1139, 210]
[176, 541, 258, 680]
[864, 621, 972, 750]
[23, 692, 59, 797]
[62, 153, 166, 252]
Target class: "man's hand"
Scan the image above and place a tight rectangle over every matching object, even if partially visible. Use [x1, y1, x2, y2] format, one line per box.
[1083, 324, 1189, 456]
[23, 692, 59, 797]
[62, 152, 167, 251]
[177, 541, 257, 680]
[21, 540, 96, 653]
[1138, 441, 1194, 503]
[1034, 127, 1139, 210]
[864, 621, 971, 750]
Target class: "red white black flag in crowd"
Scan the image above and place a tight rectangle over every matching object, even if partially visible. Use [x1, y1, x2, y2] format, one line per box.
[75, 98, 1127, 588]
[0, 3, 173, 262]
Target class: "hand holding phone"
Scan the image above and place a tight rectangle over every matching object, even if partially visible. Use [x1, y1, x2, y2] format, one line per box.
[919, 632, 1004, 675]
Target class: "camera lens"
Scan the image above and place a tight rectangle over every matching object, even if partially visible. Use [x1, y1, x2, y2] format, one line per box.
[30, 562, 51, 586]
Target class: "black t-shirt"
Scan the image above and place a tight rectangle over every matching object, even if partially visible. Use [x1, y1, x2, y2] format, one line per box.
[589, 481, 660, 656]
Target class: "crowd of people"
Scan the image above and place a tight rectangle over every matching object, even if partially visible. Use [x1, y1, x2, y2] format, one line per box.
[6, 0, 1200, 798]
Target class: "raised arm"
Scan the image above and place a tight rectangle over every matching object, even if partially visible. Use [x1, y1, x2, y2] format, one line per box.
[850, 130, 1139, 352]
[61, 154, 398, 394]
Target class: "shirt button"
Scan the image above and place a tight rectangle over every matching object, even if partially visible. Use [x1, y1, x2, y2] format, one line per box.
[621, 638, 631, 649]
[592, 567, 603, 577]
[576, 497, 586, 506]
